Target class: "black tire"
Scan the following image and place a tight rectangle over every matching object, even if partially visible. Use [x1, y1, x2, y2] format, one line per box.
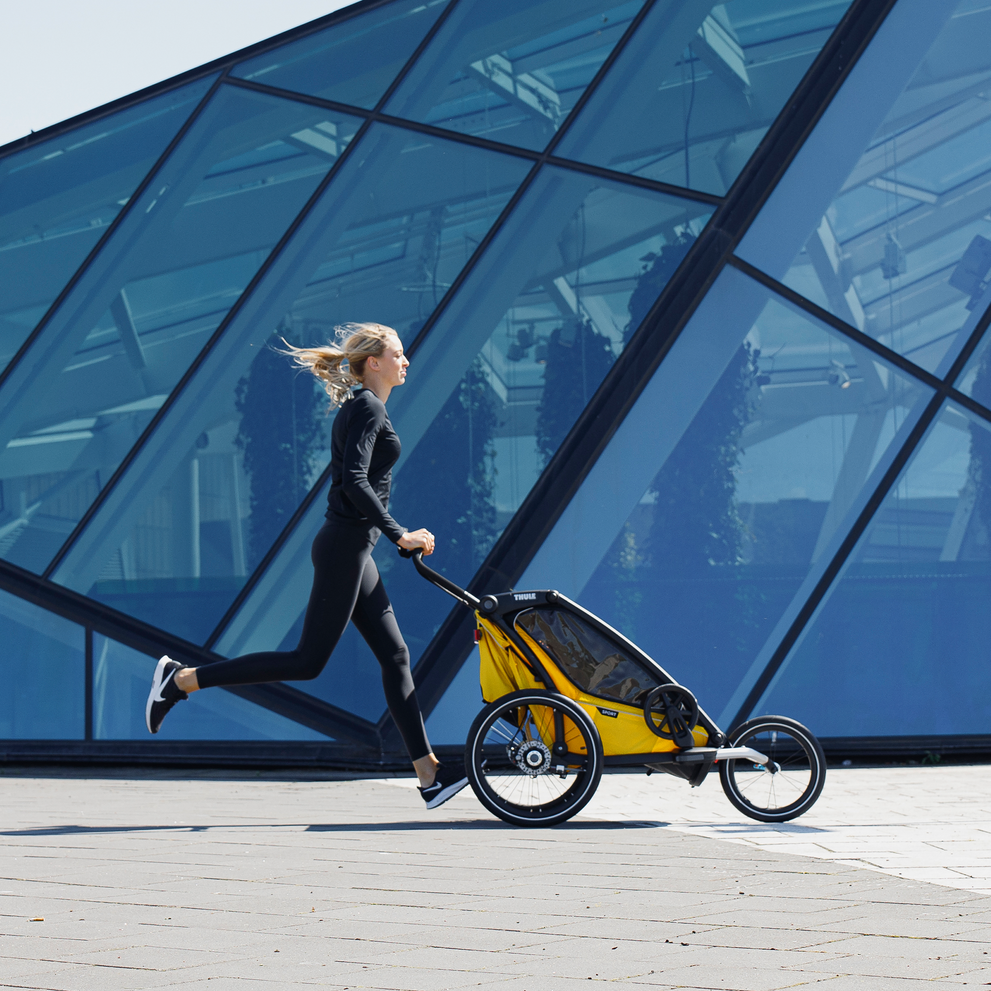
[643, 683, 700, 744]
[465, 690, 603, 827]
[719, 716, 826, 822]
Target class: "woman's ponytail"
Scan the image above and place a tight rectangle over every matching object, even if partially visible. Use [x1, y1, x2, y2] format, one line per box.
[280, 322, 395, 409]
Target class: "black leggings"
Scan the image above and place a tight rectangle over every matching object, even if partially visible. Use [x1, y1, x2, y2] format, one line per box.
[197, 523, 430, 761]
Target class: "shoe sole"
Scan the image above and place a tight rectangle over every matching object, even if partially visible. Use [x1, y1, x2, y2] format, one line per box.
[145, 655, 172, 734]
[424, 776, 469, 810]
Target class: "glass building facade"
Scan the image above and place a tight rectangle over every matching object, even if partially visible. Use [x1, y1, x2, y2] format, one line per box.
[2, 0, 988, 764]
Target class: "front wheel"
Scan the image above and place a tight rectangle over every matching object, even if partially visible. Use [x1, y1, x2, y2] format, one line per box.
[719, 716, 825, 822]
[465, 690, 603, 827]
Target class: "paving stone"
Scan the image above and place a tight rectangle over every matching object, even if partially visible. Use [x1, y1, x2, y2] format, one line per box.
[0, 956, 83, 981]
[782, 953, 976, 980]
[814, 915, 989, 939]
[480, 980, 675, 991]
[156, 979, 321, 991]
[625, 960, 818, 990]
[0, 960, 186, 990]
[798, 978, 964, 991]
[813, 932, 991, 962]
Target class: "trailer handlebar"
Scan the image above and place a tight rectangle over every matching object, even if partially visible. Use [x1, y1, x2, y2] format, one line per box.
[399, 547, 481, 611]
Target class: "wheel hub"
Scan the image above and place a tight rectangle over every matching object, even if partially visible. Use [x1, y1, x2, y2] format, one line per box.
[514, 740, 551, 776]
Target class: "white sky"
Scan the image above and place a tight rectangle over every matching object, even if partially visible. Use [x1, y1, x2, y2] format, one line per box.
[0, 0, 356, 148]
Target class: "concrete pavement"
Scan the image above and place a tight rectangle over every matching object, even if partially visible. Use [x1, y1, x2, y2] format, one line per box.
[1, 764, 990, 989]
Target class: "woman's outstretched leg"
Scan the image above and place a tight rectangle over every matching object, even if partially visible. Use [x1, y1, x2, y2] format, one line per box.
[145, 525, 370, 733]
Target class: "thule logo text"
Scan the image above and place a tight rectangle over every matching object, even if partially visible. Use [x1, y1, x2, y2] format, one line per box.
[513, 593, 537, 601]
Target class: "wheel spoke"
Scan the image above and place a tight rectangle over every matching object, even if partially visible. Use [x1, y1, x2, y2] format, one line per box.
[488, 718, 522, 744]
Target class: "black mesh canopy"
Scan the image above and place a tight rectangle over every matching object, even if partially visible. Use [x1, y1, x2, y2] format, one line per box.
[516, 607, 660, 706]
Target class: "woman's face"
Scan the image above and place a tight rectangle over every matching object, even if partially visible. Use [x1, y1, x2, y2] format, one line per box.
[371, 333, 408, 387]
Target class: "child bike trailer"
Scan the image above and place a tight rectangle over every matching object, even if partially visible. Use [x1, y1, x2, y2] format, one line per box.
[405, 550, 826, 828]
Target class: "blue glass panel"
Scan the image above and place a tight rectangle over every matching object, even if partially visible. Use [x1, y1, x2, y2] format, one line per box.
[424, 649, 483, 745]
[954, 324, 991, 406]
[557, 0, 851, 196]
[52, 124, 530, 644]
[510, 265, 933, 727]
[232, 0, 450, 109]
[0, 86, 360, 576]
[384, 0, 645, 151]
[215, 167, 714, 720]
[0, 592, 84, 739]
[92, 635, 327, 739]
[0, 78, 214, 377]
[757, 401, 991, 737]
[738, 0, 991, 375]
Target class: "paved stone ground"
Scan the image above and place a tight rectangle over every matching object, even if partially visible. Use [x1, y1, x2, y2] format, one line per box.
[582, 764, 991, 894]
[2, 765, 991, 989]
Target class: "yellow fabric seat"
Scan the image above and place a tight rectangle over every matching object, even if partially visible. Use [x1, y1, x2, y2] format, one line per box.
[477, 616, 708, 757]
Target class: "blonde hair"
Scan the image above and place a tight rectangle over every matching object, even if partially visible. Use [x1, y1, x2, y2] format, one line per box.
[281, 322, 397, 409]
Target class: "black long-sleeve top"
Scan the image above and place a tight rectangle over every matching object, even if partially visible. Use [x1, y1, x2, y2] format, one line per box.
[326, 388, 406, 543]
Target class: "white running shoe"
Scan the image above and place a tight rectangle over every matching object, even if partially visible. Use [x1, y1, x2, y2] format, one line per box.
[418, 763, 469, 809]
[145, 655, 187, 734]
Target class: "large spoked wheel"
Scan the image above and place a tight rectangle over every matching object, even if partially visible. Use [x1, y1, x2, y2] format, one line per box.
[719, 716, 826, 822]
[465, 690, 603, 827]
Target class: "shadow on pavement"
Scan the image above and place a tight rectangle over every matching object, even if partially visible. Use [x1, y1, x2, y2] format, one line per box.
[1, 818, 668, 836]
[307, 818, 668, 832]
[699, 822, 827, 833]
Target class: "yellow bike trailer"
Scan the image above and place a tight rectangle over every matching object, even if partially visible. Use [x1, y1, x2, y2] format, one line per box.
[405, 550, 825, 828]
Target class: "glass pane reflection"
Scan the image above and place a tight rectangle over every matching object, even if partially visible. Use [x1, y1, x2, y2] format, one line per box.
[92, 635, 327, 739]
[739, 0, 991, 374]
[0, 87, 360, 576]
[516, 266, 932, 723]
[423, 653, 482, 744]
[0, 78, 214, 377]
[52, 124, 530, 644]
[384, 0, 645, 151]
[953, 323, 991, 407]
[0, 591, 84, 739]
[557, 0, 852, 196]
[759, 402, 991, 737]
[215, 167, 714, 719]
[231, 0, 450, 109]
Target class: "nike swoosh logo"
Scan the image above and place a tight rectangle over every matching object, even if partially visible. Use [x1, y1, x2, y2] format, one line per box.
[153, 668, 175, 703]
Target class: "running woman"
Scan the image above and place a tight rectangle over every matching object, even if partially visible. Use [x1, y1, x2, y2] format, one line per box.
[145, 323, 468, 809]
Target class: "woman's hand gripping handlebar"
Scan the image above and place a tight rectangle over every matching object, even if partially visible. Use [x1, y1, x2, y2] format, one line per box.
[398, 547, 481, 610]
[397, 528, 435, 555]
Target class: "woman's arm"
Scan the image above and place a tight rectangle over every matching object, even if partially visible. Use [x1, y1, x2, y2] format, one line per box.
[340, 398, 408, 544]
